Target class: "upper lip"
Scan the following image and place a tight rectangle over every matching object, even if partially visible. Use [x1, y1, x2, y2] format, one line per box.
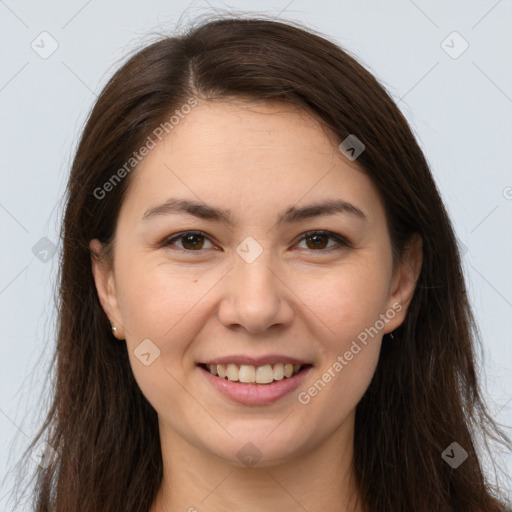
[199, 355, 312, 366]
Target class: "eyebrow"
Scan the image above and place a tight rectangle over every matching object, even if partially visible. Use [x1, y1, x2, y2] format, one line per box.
[142, 197, 367, 226]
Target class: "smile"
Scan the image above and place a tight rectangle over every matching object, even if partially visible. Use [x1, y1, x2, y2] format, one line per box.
[197, 361, 313, 405]
[198, 362, 310, 384]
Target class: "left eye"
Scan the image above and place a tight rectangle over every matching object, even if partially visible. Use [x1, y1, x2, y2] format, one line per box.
[296, 231, 350, 251]
[164, 230, 350, 252]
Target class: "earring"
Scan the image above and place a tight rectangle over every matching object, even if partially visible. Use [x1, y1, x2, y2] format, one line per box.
[110, 321, 117, 335]
[389, 331, 396, 341]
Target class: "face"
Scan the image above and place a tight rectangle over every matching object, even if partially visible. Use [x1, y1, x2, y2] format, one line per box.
[91, 99, 421, 468]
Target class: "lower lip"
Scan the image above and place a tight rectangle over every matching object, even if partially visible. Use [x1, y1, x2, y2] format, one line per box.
[198, 365, 313, 405]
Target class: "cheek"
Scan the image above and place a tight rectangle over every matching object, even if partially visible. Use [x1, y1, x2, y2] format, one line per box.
[292, 259, 389, 408]
[115, 253, 218, 340]
[116, 261, 205, 416]
[114, 258, 229, 401]
[294, 339, 381, 446]
[294, 277, 385, 440]
[298, 258, 392, 349]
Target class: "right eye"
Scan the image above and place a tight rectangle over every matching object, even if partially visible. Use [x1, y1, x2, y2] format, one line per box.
[164, 231, 216, 252]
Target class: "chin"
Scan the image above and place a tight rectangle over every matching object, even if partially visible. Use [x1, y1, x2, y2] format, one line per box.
[201, 431, 310, 469]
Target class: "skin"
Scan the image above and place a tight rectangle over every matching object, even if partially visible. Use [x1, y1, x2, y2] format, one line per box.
[90, 99, 422, 512]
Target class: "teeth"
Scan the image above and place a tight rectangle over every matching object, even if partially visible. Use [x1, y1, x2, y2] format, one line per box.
[239, 364, 255, 383]
[273, 363, 284, 380]
[206, 362, 305, 383]
[226, 363, 239, 381]
[217, 364, 227, 379]
[255, 364, 274, 384]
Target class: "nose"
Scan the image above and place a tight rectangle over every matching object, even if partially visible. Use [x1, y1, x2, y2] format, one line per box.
[217, 248, 294, 334]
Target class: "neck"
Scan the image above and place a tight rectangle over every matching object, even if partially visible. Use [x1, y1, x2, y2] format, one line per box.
[150, 412, 364, 512]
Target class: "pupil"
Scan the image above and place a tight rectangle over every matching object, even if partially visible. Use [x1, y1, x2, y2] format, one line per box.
[307, 234, 327, 249]
[184, 234, 203, 250]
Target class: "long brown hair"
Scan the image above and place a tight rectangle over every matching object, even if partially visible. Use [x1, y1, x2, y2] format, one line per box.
[10, 14, 511, 512]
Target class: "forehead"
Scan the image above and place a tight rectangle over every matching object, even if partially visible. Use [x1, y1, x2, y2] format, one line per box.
[151, 99, 340, 171]
[119, 99, 384, 225]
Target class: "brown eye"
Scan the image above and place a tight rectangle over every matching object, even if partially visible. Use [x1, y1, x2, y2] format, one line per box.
[297, 231, 350, 252]
[165, 231, 214, 251]
[163, 230, 349, 254]
[305, 233, 329, 250]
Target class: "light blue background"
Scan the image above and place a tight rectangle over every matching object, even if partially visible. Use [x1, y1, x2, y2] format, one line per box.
[1, 0, 511, 508]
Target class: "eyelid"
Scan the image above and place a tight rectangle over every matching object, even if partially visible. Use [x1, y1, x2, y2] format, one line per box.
[164, 231, 216, 251]
[163, 230, 351, 253]
[295, 230, 352, 251]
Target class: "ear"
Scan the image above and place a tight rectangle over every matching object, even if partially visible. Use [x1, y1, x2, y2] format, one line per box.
[383, 233, 423, 333]
[89, 239, 125, 339]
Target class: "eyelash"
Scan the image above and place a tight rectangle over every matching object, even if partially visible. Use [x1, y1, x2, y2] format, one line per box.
[163, 230, 351, 254]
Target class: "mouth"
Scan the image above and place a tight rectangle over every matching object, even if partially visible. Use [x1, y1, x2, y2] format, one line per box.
[197, 362, 313, 385]
[197, 359, 314, 405]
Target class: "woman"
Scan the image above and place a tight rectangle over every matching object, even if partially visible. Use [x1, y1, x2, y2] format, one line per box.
[16, 14, 511, 512]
